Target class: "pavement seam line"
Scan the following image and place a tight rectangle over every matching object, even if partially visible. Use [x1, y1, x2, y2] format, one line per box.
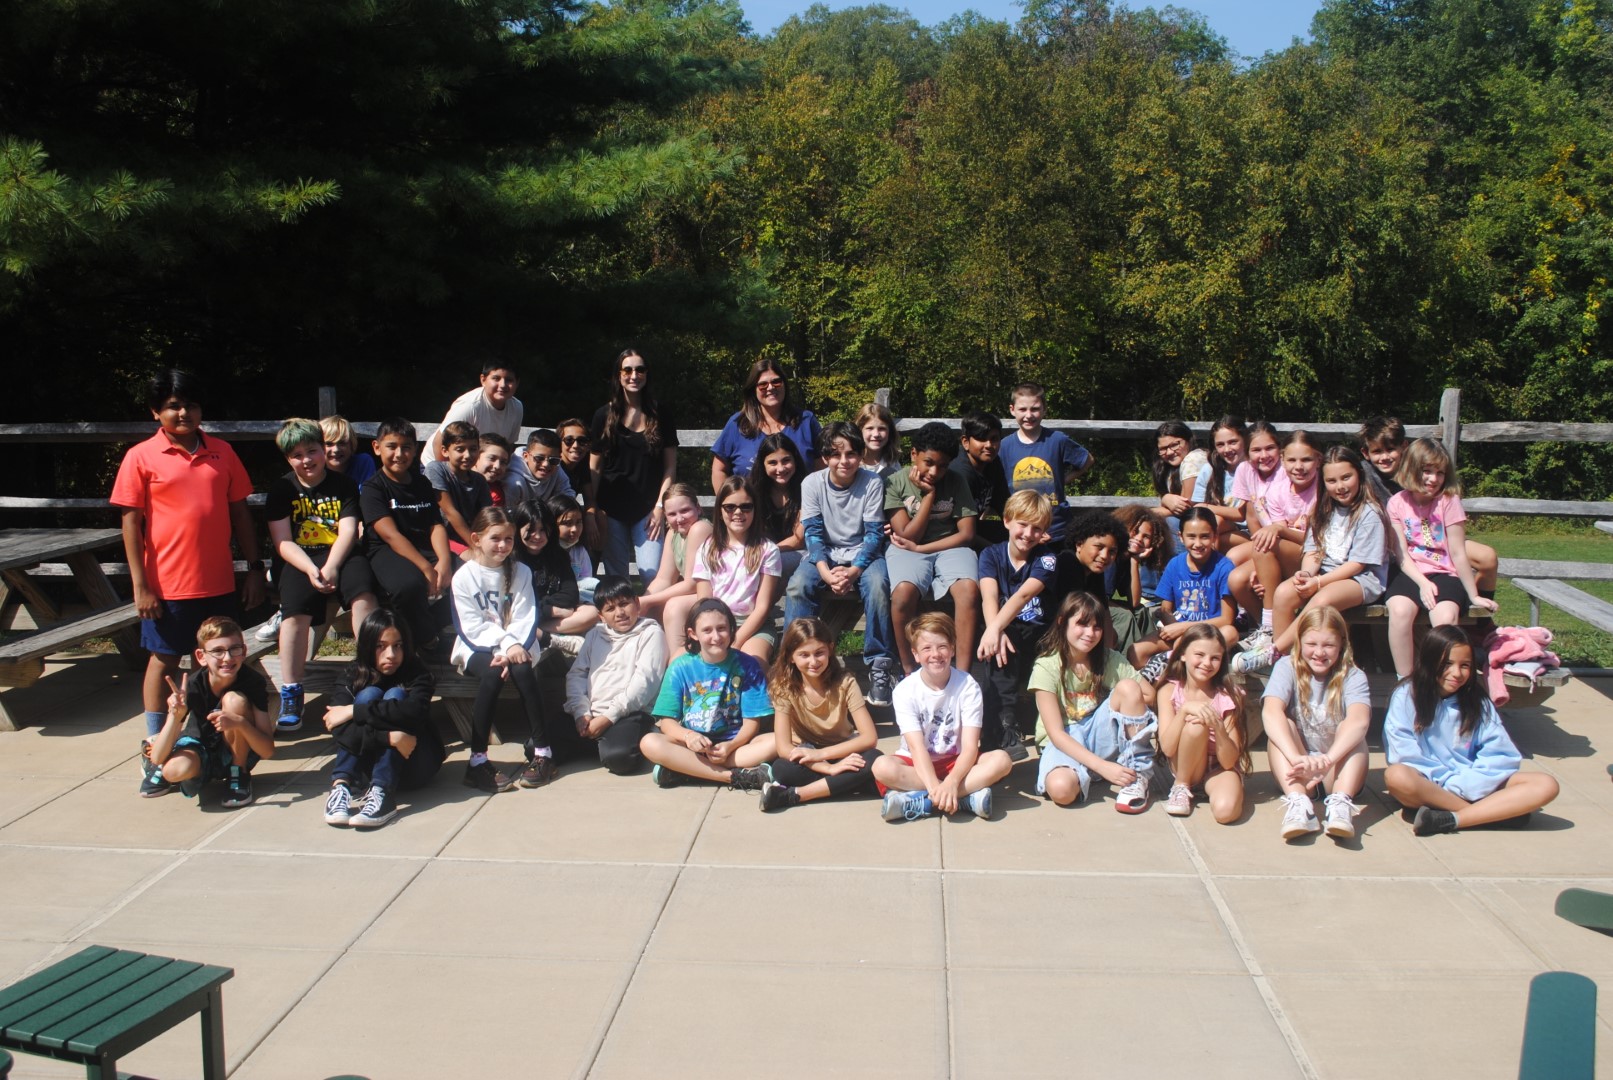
[577, 785, 718, 1079]
[1169, 817, 1321, 1080]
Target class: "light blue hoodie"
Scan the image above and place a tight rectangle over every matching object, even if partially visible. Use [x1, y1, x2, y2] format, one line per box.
[1383, 684, 1521, 801]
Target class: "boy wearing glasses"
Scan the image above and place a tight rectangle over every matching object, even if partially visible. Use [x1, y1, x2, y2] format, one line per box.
[144, 617, 275, 809]
[783, 423, 900, 706]
[510, 429, 578, 504]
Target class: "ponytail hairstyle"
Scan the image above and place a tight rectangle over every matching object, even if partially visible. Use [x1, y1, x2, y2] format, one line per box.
[468, 506, 517, 625]
[1203, 415, 1248, 507]
[1038, 591, 1110, 681]
[1408, 624, 1487, 737]
[348, 608, 418, 696]
[1309, 445, 1382, 540]
[1163, 622, 1249, 773]
[601, 348, 663, 454]
[1289, 606, 1356, 739]
[706, 475, 766, 576]
[853, 402, 900, 470]
[768, 617, 846, 711]
[1245, 420, 1282, 476]
[1151, 420, 1197, 496]
[685, 596, 737, 653]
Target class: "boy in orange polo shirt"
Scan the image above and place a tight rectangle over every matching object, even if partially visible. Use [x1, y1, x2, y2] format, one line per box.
[112, 370, 264, 797]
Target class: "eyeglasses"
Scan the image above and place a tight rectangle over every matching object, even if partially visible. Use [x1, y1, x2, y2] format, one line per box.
[721, 502, 755, 514]
[204, 644, 246, 659]
[621, 366, 647, 377]
[562, 436, 589, 446]
[532, 454, 562, 466]
[755, 378, 785, 391]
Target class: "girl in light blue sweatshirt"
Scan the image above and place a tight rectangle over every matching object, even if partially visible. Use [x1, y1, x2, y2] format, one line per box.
[1383, 625, 1558, 836]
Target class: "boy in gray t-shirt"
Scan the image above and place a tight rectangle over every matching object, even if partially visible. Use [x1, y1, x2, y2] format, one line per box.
[782, 422, 899, 705]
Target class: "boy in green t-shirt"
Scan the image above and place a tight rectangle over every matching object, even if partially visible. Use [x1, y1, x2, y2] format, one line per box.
[884, 421, 979, 674]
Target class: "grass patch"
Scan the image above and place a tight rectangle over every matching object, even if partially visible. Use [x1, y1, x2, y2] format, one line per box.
[1473, 523, 1613, 667]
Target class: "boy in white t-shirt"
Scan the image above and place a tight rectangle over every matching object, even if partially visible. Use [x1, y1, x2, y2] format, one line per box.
[426, 362, 524, 462]
[872, 613, 1013, 822]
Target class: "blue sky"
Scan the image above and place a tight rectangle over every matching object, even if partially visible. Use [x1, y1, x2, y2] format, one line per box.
[744, 0, 1325, 60]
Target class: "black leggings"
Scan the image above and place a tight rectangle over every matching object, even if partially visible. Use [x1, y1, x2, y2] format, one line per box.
[769, 748, 883, 798]
[465, 651, 549, 756]
[594, 713, 654, 775]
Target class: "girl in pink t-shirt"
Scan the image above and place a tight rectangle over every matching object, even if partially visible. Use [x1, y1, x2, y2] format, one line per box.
[1224, 421, 1283, 562]
[693, 476, 783, 661]
[1382, 438, 1497, 677]
[1158, 623, 1248, 823]
[1228, 430, 1321, 650]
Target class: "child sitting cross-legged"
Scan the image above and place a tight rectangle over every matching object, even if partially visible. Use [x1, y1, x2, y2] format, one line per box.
[1157, 623, 1249, 823]
[1032, 592, 1158, 812]
[145, 617, 276, 809]
[563, 576, 668, 776]
[757, 617, 882, 812]
[321, 609, 445, 828]
[640, 598, 776, 790]
[874, 613, 1013, 822]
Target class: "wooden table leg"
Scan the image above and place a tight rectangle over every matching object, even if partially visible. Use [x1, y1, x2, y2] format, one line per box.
[200, 986, 227, 1080]
[0, 568, 60, 626]
[64, 553, 143, 667]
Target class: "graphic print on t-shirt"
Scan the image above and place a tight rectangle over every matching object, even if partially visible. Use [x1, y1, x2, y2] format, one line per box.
[913, 697, 961, 756]
[291, 491, 344, 548]
[682, 670, 745, 735]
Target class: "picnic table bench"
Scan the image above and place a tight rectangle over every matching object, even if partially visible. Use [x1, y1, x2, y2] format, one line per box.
[0, 530, 144, 732]
[0, 945, 232, 1080]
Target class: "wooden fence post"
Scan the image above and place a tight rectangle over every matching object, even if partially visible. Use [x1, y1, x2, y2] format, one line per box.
[1440, 386, 1462, 466]
[874, 387, 892, 409]
[317, 386, 338, 419]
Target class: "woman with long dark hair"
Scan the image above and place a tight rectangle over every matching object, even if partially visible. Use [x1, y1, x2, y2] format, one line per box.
[588, 348, 680, 583]
[709, 357, 821, 493]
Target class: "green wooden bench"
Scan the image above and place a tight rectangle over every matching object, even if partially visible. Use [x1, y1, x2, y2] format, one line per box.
[1556, 887, 1613, 937]
[1517, 970, 1597, 1079]
[0, 945, 232, 1080]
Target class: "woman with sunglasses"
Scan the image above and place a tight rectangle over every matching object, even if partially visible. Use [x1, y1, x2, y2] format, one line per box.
[588, 349, 680, 584]
[710, 357, 822, 494]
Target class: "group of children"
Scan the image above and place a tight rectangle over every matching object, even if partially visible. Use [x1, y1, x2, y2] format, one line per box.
[120, 368, 1559, 838]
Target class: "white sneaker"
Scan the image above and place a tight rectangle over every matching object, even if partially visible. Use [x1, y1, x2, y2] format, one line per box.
[1232, 644, 1277, 675]
[1239, 627, 1273, 653]
[1115, 773, 1150, 814]
[1165, 783, 1194, 816]
[1324, 792, 1360, 839]
[1280, 792, 1320, 840]
[254, 612, 283, 641]
[543, 633, 583, 658]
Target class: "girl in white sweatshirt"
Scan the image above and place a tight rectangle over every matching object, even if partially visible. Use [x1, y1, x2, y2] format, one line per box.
[451, 507, 561, 793]
[564, 575, 669, 775]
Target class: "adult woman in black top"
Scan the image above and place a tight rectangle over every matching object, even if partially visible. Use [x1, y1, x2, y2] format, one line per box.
[588, 348, 679, 584]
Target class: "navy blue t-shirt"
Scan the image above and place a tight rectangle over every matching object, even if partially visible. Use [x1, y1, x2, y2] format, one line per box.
[979, 542, 1062, 627]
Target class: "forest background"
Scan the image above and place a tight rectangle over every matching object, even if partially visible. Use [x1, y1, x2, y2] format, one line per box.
[2, 0, 1611, 500]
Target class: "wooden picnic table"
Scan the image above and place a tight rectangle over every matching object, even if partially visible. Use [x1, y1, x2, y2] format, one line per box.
[0, 529, 142, 731]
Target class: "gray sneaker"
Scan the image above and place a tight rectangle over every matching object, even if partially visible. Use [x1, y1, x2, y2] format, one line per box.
[866, 662, 896, 707]
[967, 787, 994, 820]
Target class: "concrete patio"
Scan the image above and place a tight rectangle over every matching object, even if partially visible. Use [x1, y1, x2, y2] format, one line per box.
[1, 651, 1610, 1079]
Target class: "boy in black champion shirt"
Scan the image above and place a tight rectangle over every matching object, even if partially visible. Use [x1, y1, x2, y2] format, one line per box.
[145, 617, 275, 808]
[360, 417, 453, 646]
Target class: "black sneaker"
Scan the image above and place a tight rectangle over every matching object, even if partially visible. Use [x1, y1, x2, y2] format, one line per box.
[729, 764, 772, 792]
[1139, 652, 1169, 684]
[651, 764, 682, 789]
[350, 785, 397, 828]
[866, 662, 895, 707]
[1412, 806, 1459, 836]
[463, 760, 516, 793]
[221, 764, 254, 809]
[138, 744, 172, 798]
[759, 781, 793, 812]
[518, 755, 557, 788]
[323, 783, 353, 826]
[1000, 725, 1029, 762]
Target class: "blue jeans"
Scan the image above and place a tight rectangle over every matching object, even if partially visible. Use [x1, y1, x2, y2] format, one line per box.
[783, 557, 894, 665]
[331, 686, 444, 791]
[603, 513, 662, 584]
[1035, 699, 1157, 800]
